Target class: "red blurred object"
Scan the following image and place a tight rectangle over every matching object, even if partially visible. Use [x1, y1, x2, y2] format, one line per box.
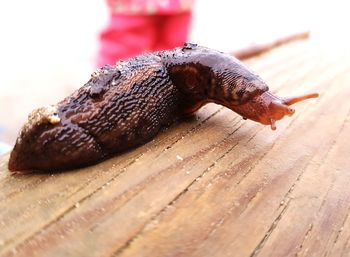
[97, 12, 192, 67]
[97, 0, 194, 67]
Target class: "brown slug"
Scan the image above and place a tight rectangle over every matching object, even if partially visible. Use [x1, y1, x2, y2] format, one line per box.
[8, 43, 318, 172]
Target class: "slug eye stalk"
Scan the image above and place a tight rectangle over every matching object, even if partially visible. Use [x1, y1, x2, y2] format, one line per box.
[269, 92, 320, 130]
[231, 91, 319, 130]
[268, 92, 319, 130]
[282, 93, 320, 106]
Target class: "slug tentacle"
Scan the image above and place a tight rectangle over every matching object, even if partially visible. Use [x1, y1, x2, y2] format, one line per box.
[282, 93, 320, 106]
[8, 44, 318, 172]
[230, 91, 319, 130]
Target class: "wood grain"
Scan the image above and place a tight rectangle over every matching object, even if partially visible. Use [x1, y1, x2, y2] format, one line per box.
[1, 40, 350, 257]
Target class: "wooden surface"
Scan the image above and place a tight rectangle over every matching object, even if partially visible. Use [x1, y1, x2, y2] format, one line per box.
[1, 40, 350, 257]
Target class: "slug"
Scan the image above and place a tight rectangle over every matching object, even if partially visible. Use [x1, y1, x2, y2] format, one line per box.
[8, 43, 318, 172]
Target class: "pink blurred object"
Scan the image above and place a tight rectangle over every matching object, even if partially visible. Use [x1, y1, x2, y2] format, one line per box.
[106, 0, 194, 15]
[97, 0, 194, 67]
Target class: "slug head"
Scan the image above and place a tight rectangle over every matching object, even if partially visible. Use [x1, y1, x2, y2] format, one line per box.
[232, 91, 319, 130]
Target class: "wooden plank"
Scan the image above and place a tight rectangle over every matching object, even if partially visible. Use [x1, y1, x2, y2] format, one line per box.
[253, 73, 350, 257]
[0, 41, 306, 254]
[1, 40, 350, 257]
[0, 43, 309, 256]
[114, 56, 350, 257]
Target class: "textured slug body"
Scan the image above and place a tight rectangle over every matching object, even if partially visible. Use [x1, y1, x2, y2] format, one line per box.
[8, 43, 318, 172]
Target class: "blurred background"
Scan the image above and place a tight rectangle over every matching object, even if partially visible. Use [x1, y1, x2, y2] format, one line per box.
[0, 0, 348, 152]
